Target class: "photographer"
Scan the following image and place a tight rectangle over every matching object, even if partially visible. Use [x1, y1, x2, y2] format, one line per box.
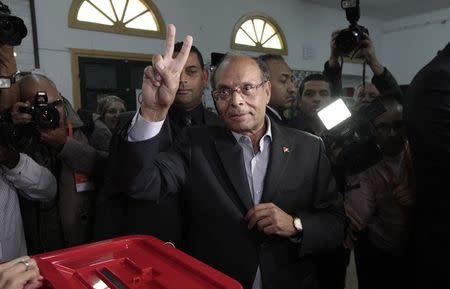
[0, 142, 57, 261]
[324, 31, 403, 103]
[0, 2, 59, 260]
[292, 74, 332, 135]
[0, 1, 26, 111]
[344, 93, 414, 289]
[11, 74, 100, 251]
[0, 43, 19, 112]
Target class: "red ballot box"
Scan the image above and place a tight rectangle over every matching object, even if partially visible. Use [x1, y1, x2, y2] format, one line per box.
[33, 235, 243, 289]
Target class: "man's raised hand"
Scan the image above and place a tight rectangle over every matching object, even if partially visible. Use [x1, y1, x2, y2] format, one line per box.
[140, 24, 192, 121]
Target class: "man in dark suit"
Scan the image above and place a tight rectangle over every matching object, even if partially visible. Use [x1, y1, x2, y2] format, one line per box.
[93, 41, 220, 244]
[111, 25, 345, 289]
[404, 42, 450, 289]
[168, 42, 221, 137]
[258, 54, 296, 125]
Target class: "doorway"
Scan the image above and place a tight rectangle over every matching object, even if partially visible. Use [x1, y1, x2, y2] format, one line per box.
[71, 48, 152, 112]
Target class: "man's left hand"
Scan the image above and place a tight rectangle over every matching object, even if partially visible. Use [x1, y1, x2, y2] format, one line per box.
[245, 203, 297, 237]
[40, 127, 67, 150]
[357, 33, 384, 75]
[0, 145, 19, 169]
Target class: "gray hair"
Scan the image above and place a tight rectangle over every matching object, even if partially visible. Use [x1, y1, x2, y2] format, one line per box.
[96, 94, 126, 118]
[210, 53, 271, 90]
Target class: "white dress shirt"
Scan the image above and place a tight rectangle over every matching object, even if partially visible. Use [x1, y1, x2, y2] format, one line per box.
[0, 153, 57, 261]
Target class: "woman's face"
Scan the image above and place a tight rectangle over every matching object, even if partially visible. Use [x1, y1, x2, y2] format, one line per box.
[103, 101, 125, 130]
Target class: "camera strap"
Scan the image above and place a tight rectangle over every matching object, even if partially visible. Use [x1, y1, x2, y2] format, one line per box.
[67, 122, 94, 193]
[362, 60, 367, 92]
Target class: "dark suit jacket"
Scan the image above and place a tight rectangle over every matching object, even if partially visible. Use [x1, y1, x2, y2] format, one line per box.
[265, 106, 285, 125]
[115, 120, 345, 289]
[93, 106, 221, 245]
[323, 61, 403, 100]
[404, 42, 450, 288]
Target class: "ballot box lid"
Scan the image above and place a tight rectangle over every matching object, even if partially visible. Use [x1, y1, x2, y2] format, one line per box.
[33, 235, 243, 289]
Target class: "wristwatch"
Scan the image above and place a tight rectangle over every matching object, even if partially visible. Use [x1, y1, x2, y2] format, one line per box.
[0, 71, 22, 89]
[293, 216, 303, 233]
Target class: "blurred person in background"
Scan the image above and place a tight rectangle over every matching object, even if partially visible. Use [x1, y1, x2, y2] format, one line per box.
[90, 95, 126, 156]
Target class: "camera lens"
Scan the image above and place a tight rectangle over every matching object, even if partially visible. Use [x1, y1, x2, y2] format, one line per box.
[36, 107, 60, 129]
[0, 18, 12, 32]
[336, 29, 360, 55]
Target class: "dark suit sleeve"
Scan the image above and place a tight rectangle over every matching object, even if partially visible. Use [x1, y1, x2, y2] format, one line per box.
[323, 60, 343, 97]
[408, 71, 450, 155]
[90, 126, 111, 154]
[296, 139, 345, 256]
[372, 67, 403, 101]
[115, 121, 189, 201]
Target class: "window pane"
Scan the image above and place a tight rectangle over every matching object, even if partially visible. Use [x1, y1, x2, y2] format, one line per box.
[89, 0, 116, 21]
[85, 63, 118, 89]
[263, 34, 282, 49]
[78, 1, 114, 25]
[261, 23, 276, 44]
[235, 28, 256, 46]
[123, 0, 147, 23]
[111, 0, 126, 21]
[253, 19, 265, 43]
[125, 12, 157, 31]
[241, 20, 258, 43]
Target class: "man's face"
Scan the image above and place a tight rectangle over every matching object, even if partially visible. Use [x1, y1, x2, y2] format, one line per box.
[373, 103, 405, 156]
[174, 52, 208, 111]
[214, 56, 270, 135]
[266, 59, 295, 112]
[298, 80, 331, 117]
[355, 83, 379, 103]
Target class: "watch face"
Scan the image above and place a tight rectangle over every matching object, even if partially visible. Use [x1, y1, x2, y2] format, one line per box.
[294, 218, 302, 231]
[0, 77, 12, 89]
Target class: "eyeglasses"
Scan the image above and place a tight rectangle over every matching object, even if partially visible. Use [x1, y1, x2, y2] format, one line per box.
[212, 81, 267, 102]
[374, 122, 404, 134]
[49, 98, 64, 107]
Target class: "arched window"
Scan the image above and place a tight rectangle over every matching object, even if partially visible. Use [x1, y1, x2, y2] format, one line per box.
[231, 14, 287, 54]
[69, 0, 165, 38]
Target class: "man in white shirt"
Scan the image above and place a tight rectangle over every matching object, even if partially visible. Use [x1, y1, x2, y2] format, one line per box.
[0, 145, 57, 261]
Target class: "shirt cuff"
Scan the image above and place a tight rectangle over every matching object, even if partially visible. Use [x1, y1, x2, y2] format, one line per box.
[127, 110, 165, 142]
[3, 152, 27, 175]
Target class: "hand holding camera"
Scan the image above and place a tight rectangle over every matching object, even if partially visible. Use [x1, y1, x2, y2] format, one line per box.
[40, 126, 67, 150]
[0, 144, 19, 168]
[329, 30, 340, 67]
[10, 101, 32, 124]
[6, 91, 65, 151]
[356, 33, 384, 76]
[11, 91, 60, 129]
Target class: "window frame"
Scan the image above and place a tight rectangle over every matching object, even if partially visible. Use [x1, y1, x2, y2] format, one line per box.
[68, 0, 166, 39]
[231, 13, 288, 55]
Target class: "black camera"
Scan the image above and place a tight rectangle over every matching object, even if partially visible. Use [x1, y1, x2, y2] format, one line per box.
[19, 91, 60, 130]
[335, 0, 369, 57]
[0, 92, 59, 151]
[0, 1, 27, 46]
[318, 98, 386, 174]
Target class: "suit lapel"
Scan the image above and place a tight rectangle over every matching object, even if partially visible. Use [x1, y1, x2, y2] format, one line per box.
[215, 133, 253, 212]
[261, 123, 292, 203]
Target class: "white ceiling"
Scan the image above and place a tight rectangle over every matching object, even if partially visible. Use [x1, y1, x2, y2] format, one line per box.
[303, 0, 450, 20]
